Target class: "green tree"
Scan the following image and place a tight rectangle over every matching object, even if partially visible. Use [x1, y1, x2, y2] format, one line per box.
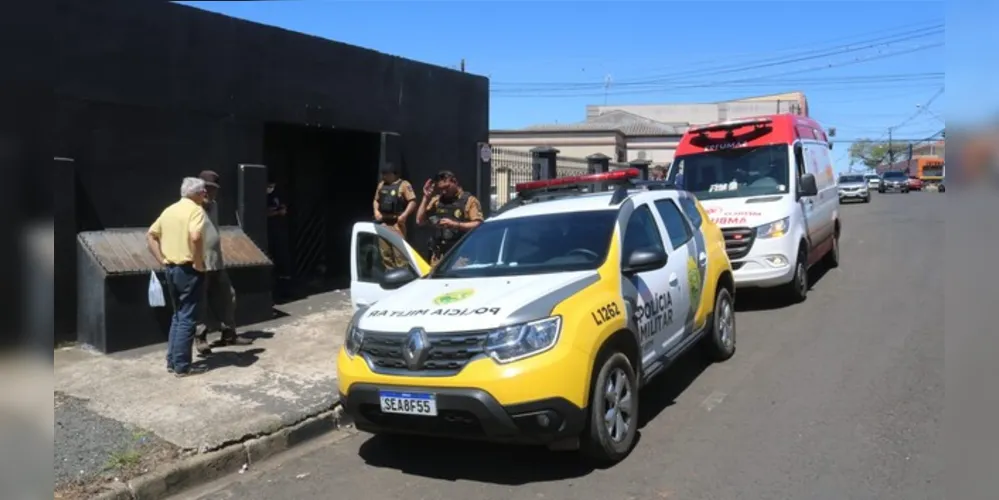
[847, 139, 912, 170]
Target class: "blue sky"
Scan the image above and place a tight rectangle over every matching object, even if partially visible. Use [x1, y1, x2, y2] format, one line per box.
[182, 1, 946, 173]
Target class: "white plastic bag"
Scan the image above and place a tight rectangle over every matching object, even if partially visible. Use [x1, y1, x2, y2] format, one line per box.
[148, 271, 166, 308]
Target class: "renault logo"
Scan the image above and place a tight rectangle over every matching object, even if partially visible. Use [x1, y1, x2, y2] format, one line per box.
[403, 328, 430, 371]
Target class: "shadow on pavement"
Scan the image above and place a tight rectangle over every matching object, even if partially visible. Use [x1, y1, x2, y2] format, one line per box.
[356, 350, 710, 484]
[637, 353, 711, 428]
[358, 434, 596, 484]
[735, 263, 833, 312]
[196, 347, 266, 371]
[239, 330, 276, 341]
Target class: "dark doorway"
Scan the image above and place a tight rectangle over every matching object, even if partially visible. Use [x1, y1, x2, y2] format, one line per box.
[263, 123, 381, 300]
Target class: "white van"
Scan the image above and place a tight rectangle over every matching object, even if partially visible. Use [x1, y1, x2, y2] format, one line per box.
[667, 115, 840, 303]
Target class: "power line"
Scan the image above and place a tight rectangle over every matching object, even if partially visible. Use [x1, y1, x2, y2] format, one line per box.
[834, 138, 942, 143]
[492, 44, 943, 98]
[491, 23, 943, 89]
[860, 87, 944, 166]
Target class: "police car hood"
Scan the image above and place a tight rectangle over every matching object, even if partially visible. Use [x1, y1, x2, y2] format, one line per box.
[357, 270, 597, 333]
[699, 196, 791, 229]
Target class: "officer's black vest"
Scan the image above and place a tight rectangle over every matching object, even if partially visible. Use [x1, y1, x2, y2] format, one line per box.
[377, 180, 407, 216]
[433, 191, 472, 249]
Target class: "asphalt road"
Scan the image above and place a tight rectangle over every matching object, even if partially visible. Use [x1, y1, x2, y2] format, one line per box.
[179, 191, 944, 500]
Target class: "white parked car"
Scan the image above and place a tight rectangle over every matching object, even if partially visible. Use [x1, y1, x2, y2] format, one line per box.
[864, 173, 880, 190]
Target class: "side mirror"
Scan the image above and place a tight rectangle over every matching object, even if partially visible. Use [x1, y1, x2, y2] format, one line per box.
[798, 173, 818, 198]
[623, 247, 668, 274]
[381, 267, 417, 290]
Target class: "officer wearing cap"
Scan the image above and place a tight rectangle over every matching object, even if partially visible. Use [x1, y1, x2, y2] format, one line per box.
[416, 170, 483, 265]
[373, 162, 416, 268]
[193, 170, 251, 355]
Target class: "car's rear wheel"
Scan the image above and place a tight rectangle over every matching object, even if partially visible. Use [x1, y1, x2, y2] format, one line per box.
[701, 287, 736, 362]
[581, 351, 638, 465]
[824, 229, 840, 269]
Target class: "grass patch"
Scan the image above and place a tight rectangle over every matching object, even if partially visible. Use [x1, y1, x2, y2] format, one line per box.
[104, 449, 142, 471]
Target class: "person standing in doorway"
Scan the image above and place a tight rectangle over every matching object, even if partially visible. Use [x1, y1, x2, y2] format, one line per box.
[193, 171, 252, 355]
[416, 170, 483, 265]
[266, 181, 292, 282]
[373, 162, 416, 268]
[146, 177, 208, 377]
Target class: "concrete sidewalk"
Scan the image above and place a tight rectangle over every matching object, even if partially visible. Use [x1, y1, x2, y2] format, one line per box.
[55, 291, 352, 497]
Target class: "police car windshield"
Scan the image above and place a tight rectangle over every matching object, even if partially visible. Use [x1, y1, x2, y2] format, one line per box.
[668, 145, 791, 200]
[430, 210, 618, 279]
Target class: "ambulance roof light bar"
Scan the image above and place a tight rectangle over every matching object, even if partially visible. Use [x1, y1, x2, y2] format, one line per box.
[514, 168, 641, 193]
[688, 117, 773, 135]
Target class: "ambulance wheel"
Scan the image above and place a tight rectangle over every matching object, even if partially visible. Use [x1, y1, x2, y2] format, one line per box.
[701, 287, 736, 362]
[824, 227, 840, 269]
[581, 351, 638, 465]
[783, 248, 808, 304]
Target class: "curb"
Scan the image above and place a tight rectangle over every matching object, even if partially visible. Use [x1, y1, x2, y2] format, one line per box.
[93, 403, 350, 500]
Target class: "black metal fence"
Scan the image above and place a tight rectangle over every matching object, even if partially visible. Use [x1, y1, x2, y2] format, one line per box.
[486, 146, 642, 210]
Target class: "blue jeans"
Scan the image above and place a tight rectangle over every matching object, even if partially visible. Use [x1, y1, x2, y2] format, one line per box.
[165, 264, 205, 373]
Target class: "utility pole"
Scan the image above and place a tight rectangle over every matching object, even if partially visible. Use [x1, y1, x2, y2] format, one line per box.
[906, 143, 913, 175]
[887, 128, 895, 170]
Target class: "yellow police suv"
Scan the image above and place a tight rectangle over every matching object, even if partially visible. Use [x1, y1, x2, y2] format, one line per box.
[341, 168, 735, 464]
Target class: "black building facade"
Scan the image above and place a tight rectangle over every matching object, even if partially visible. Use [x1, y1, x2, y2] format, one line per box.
[53, 0, 490, 344]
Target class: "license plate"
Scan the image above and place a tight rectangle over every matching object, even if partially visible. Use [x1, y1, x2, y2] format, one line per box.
[379, 391, 438, 416]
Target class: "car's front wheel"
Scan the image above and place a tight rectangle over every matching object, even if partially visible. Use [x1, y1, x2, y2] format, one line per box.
[701, 287, 736, 362]
[581, 351, 638, 465]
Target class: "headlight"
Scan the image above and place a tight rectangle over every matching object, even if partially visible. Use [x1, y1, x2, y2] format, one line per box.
[345, 323, 364, 357]
[485, 316, 562, 364]
[344, 307, 368, 357]
[755, 217, 789, 239]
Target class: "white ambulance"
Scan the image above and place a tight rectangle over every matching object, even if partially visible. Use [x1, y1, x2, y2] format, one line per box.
[667, 115, 840, 303]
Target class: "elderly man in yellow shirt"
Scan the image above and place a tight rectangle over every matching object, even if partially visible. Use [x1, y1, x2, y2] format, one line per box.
[146, 177, 210, 377]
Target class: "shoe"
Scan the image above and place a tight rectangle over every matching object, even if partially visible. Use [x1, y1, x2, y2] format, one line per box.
[174, 366, 208, 378]
[194, 335, 213, 357]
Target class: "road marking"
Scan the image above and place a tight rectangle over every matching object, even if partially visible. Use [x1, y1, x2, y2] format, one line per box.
[700, 391, 727, 412]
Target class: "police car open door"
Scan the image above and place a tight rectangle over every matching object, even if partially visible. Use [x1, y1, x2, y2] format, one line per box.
[350, 222, 431, 312]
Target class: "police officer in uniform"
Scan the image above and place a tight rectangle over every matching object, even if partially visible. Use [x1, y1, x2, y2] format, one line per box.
[416, 170, 483, 265]
[373, 162, 416, 268]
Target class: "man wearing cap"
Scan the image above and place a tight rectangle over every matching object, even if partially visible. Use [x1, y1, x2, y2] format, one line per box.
[416, 170, 483, 265]
[372, 163, 416, 268]
[194, 170, 251, 355]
